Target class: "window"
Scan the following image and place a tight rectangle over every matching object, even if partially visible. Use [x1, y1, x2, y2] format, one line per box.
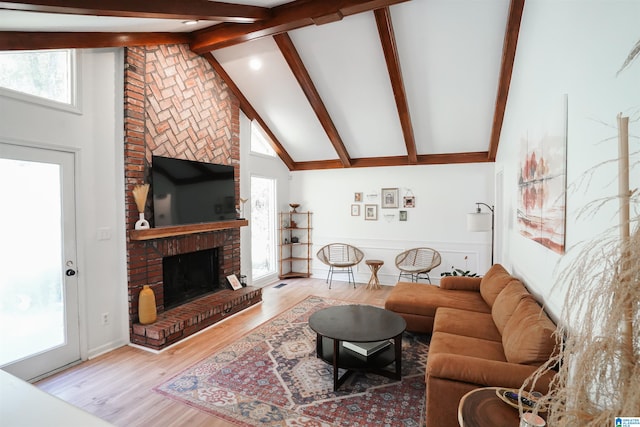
[250, 121, 276, 157]
[0, 49, 76, 108]
[251, 176, 277, 279]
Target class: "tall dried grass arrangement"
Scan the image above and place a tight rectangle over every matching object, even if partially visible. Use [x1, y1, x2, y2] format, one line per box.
[521, 115, 639, 425]
[132, 184, 149, 214]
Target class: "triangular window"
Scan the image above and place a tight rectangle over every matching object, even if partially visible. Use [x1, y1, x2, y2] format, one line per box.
[250, 121, 276, 157]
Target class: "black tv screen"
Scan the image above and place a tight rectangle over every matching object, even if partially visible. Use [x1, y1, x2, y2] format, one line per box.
[151, 156, 236, 226]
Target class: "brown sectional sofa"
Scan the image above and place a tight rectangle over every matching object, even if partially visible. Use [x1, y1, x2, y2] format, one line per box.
[384, 264, 558, 427]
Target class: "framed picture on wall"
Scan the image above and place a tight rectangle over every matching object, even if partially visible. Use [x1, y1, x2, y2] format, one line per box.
[399, 210, 407, 221]
[354, 192, 363, 202]
[403, 196, 415, 208]
[351, 204, 360, 216]
[381, 188, 399, 208]
[365, 204, 378, 220]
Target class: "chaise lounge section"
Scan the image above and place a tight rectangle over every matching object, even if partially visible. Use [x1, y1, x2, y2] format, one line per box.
[385, 264, 558, 427]
[385, 263, 516, 333]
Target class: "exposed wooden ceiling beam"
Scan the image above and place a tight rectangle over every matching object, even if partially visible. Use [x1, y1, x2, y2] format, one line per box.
[417, 152, 492, 165]
[203, 53, 296, 171]
[0, 0, 270, 23]
[0, 31, 188, 50]
[293, 152, 491, 171]
[292, 159, 345, 171]
[274, 33, 352, 168]
[374, 7, 417, 165]
[191, 0, 410, 54]
[488, 0, 525, 161]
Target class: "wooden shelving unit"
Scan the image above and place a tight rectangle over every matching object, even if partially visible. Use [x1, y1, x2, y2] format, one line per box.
[278, 211, 312, 279]
[129, 219, 248, 241]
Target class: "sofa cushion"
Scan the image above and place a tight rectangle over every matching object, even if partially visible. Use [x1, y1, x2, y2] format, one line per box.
[430, 331, 507, 362]
[479, 264, 515, 307]
[439, 275, 482, 291]
[426, 353, 556, 392]
[397, 312, 437, 333]
[502, 296, 557, 365]
[433, 307, 502, 342]
[491, 280, 530, 334]
[384, 282, 490, 318]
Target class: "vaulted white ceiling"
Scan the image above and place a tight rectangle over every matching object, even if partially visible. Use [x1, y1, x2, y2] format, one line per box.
[0, 0, 521, 170]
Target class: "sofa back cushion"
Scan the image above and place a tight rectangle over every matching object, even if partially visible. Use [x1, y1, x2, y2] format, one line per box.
[502, 296, 558, 365]
[479, 264, 514, 308]
[492, 280, 530, 334]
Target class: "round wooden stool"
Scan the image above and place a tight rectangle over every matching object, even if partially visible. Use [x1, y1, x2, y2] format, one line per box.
[365, 259, 384, 290]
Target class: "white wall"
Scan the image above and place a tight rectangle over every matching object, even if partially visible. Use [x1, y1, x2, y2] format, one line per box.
[495, 0, 640, 320]
[0, 49, 129, 358]
[289, 163, 495, 285]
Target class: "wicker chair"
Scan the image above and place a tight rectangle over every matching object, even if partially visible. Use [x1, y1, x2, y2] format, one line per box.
[316, 243, 364, 289]
[395, 247, 441, 284]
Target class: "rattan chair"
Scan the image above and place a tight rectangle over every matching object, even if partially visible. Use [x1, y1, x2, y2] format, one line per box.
[395, 247, 441, 284]
[316, 243, 364, 289]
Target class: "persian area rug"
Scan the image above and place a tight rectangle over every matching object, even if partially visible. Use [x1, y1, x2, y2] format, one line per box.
[155, 296, 429, 426]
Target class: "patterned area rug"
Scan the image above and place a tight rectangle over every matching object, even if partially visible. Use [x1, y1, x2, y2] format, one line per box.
[155, 296, 429, 426]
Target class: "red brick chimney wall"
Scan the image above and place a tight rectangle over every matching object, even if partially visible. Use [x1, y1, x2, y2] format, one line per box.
[123, 45, 241, 337]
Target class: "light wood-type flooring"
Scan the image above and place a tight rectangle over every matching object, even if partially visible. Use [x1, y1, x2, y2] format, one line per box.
[36, 278, 394, 427]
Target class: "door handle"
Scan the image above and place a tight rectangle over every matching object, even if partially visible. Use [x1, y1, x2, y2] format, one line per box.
[65, 269, 76, 276]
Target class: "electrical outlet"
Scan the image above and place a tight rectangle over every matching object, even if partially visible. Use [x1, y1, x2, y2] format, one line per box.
[101, 312, 110, 325]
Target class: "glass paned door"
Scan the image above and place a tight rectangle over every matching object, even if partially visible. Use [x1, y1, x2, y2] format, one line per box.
[0, 142, 80, 381]
[250, 176, 277, 280]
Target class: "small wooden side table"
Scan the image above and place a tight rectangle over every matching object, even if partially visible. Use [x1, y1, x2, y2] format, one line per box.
[458, 387, 520, 427]
[365, 259, 384, 290]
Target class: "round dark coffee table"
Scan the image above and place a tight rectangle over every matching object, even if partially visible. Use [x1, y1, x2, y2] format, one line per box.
[308, 304, 406, 391]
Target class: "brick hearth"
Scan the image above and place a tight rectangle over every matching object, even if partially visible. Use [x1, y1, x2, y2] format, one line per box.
[123, 44, 249, 350]
[132, 287, 261, 350]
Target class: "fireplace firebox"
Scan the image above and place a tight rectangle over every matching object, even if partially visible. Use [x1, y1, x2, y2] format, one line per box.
[163, 248, 224, 310]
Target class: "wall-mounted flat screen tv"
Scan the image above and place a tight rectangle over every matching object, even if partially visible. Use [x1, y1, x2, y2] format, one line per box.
[151, 155, 236, 227]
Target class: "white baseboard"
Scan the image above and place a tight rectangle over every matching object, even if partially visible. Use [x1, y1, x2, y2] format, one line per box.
[87, 339, 128, 360]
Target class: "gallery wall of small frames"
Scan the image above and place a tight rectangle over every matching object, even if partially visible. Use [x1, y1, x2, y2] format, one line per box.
[351, 189, 415, 222]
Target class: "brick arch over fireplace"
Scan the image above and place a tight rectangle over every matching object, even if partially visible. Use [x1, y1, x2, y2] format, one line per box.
[123, 44, 249, 349]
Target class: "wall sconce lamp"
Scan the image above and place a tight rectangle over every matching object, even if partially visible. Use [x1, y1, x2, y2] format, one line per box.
[467, 202, 495, 265]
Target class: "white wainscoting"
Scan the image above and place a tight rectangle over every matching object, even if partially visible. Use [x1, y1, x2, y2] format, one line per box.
[310, 238, 491, 287]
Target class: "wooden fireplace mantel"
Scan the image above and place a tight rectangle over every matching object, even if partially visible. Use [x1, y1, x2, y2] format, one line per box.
[129, 219, 248, 241]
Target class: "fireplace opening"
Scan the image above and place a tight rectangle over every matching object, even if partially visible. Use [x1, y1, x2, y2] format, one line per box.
[163, 247, 225, 310]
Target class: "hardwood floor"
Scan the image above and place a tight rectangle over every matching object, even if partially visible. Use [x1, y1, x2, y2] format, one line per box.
[36, 278, 394, 427]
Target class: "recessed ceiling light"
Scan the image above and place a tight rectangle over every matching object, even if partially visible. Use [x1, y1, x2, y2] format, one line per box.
[249, 58, 262, 71]
[182, 20, 199, 26]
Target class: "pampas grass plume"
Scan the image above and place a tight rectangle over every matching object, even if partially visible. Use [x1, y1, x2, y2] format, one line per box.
[132, 184, 149, 213]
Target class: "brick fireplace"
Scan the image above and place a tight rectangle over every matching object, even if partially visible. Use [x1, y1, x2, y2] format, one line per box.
[123, 44, 260, 350]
